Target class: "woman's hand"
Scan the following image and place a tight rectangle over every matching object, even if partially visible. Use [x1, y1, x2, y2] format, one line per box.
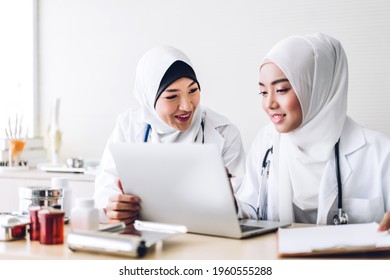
[105, 193, 140, 225]
[105, 180, 141, 225]
[378, 212, 390, 231]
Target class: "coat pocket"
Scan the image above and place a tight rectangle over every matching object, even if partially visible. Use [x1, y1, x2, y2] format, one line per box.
[344, 196, 384, 223]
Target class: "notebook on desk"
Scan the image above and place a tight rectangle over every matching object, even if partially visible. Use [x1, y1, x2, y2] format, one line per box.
[110, 143, 289, 239]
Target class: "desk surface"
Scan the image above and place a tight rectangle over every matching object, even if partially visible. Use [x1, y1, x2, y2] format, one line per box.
[1, 225, 390, 260]
[0, 230, 277, 260]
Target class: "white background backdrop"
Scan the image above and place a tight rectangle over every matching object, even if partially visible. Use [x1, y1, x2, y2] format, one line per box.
[38, 0, 390, 161]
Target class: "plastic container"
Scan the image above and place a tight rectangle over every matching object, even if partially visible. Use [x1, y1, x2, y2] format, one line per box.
[70, 198, 99, 231]
[51, 177, 71, 218]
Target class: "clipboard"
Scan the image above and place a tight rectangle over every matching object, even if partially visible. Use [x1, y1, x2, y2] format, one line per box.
[277, 223, 390, 257]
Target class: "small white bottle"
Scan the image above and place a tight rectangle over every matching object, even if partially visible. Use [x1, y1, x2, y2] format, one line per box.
[51, 177, 72, 218]
[70, 197, 99, 231]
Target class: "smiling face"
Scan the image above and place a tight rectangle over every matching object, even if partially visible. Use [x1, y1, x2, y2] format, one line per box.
[155, 77, 200, 131]
[259, 62, 303, 133]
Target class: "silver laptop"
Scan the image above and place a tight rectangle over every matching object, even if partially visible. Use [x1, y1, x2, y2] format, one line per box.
[110, 143, 289, 239]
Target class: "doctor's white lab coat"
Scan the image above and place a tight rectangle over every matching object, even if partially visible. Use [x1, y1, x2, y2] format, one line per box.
[236, 117, 390, 224]
[94, 107, 246, 221]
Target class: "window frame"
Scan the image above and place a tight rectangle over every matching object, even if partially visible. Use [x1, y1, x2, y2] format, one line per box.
[0, 0, 38, 138]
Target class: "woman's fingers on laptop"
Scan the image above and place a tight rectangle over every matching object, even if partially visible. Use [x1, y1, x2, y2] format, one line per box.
[106, 202, 140, 213]
[106, 208, 139, 224]
[106, 209, 138, 219]
[110, 193, 141, 203]
[107, 195, 141, 210]
[106, 193, 141, 224]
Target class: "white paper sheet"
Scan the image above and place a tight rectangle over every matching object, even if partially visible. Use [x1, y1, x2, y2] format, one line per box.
[278, 223, 390, 254]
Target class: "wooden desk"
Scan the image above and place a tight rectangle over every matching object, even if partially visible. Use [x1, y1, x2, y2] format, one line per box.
[1, 226, 390, 260]
[0, 229, 277, 260]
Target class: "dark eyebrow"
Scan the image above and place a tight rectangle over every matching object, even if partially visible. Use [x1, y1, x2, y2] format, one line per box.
[259, 78, 289, 86]
[187, 81, 197, 88]
[164, 81, 197, 93]
[165, 88, 179, 93]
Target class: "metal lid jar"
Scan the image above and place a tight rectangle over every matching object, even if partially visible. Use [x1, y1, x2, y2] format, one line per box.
[19, 186, 63, 214]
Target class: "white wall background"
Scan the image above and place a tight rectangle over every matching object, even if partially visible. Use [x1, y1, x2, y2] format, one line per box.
[38, 0, 390, 162]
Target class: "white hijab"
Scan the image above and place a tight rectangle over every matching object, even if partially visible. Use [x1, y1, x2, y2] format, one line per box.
[261, 33, 348, 222]
[133, 46, 203, 143]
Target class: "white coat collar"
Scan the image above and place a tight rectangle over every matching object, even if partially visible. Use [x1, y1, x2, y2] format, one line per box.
[130, 107, 228, 151]
[202, 108, 230, 153]
[316, 117, 366, 224]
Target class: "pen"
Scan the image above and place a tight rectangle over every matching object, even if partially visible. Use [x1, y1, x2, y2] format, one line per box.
[118, 180, 141, 204]
[118, 180, 124, 194]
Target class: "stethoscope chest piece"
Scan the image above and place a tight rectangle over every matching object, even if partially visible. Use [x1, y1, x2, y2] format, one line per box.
[333, 208, 349, 225]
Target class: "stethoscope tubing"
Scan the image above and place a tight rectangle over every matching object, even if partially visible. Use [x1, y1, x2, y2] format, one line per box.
[334, 139, 342, 209]
[259, 139, 347, 224]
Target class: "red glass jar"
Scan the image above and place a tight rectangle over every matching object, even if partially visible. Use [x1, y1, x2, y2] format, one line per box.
[38, 208, 64, 245]
[28, 206, 41, 241]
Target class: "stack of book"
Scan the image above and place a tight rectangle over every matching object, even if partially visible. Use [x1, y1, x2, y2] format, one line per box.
[0, 137, 47, 167]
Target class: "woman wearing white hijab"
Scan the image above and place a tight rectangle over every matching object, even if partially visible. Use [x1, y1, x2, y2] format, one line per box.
[94, 46, 245, 224]
[236, 33, 390, 230]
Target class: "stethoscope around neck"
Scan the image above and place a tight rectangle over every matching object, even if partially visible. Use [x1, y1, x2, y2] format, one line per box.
[333, 139, 349, 225]
[143, 119, 205, 143]
[258, 139, 349, 225]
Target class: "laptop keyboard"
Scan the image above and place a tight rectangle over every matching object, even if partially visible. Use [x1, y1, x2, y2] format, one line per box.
[240, 225, 264, 232]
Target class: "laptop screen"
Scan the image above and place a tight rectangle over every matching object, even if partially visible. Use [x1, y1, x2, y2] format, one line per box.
[110, 143, 243, 238]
